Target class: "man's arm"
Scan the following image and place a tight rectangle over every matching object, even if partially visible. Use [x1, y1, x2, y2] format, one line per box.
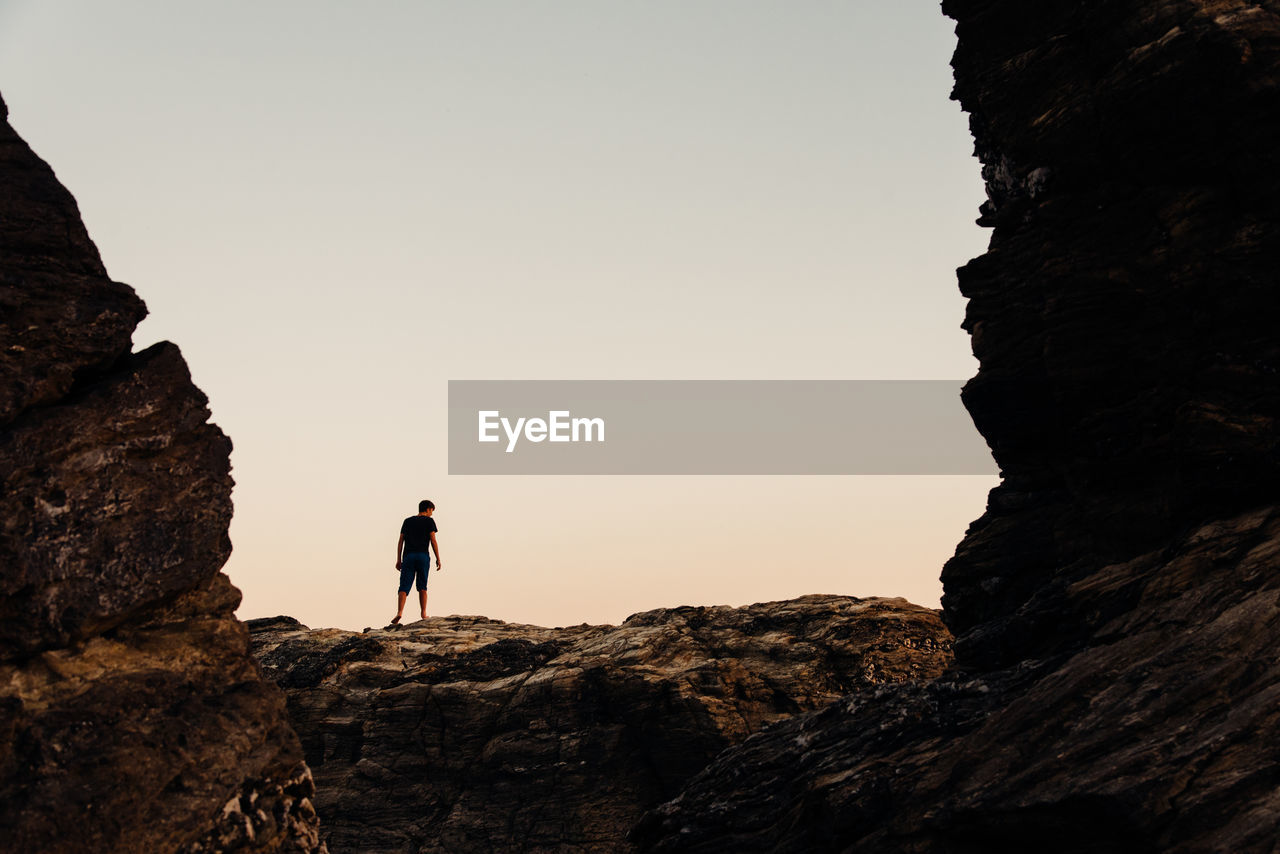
[396, 532, 405, 569]
[430, 531, 442, 570]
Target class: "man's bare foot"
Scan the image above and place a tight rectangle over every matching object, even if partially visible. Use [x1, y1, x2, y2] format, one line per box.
[390, 615, 401, 625]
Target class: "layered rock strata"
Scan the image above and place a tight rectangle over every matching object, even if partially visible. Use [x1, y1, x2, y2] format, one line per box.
[633, 2, 1280, 851]
[0, 93, 324, 853]
[247, 595, 952, 853]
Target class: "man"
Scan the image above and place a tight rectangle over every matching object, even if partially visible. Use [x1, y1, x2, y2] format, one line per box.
[393, 499, 442, 624]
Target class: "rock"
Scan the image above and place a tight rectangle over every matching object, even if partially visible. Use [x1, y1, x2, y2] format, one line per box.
[632, 3, 1280, 852]
[0, 93, 324, 852]
[248, 595, 953, 853]
[0, 341, 233, 655]
[941, 0, 1280, 673]
[0, 92, 146, 428]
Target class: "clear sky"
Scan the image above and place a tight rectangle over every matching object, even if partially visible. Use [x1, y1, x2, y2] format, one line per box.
[0, 0, 997, 630]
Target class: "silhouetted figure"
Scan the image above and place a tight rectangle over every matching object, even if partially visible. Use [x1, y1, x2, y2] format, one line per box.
[393, 499, 441, 624]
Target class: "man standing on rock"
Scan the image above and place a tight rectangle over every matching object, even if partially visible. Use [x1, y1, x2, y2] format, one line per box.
[393, 500, 442, 625]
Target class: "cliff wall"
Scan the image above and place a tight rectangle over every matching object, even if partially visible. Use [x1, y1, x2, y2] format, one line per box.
[634, 3, 1280, 851]
[0, 93, 324, 854]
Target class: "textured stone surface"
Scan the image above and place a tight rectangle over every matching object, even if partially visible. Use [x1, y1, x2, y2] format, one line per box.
[633, 2, 1280, 851]
[248, 595, 953, 853]
[942, 0, 1280, 672]
[0, 93, 324, 852]
[0, 341, 233, 656]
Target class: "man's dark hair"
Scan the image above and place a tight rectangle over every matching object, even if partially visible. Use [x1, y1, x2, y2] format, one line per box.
[419, 499, 435, 512]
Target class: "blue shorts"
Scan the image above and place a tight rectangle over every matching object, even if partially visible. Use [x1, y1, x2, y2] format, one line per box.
[399, 553, 431, 593]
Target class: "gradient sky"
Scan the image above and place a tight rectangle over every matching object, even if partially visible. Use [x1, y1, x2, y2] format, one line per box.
[0, 0, 998, 630]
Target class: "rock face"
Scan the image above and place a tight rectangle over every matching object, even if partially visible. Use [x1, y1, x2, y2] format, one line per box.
[0, 93, 324, 853]
[247, 596, 952, 853]
[633, 3, 1280, 852]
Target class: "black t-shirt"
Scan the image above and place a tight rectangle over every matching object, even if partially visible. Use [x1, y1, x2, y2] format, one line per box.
[401, 515, 438, 554]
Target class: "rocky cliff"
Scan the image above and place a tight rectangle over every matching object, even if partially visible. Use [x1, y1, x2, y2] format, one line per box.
[13, 1, 1278, 850]
[247, 596, 952, 853]
[633, 2, 1280, 851]
[0, 93, 324, 853]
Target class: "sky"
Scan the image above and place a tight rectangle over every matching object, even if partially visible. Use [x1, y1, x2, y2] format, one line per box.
[0, 0, 998, 630]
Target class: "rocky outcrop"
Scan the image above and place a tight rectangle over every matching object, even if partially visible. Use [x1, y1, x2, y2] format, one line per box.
[247, 596, 952, 853]
[633, 3, 1280, 852]
[0, 93, 324, 853]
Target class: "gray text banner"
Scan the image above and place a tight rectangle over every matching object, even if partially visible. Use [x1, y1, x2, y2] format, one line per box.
[448, 380, 996, 475]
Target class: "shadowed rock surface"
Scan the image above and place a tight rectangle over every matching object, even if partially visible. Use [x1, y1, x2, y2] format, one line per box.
[633, 2, 1280, 852]
[247, 595, 952, 853]
[0, 92, 324, 853]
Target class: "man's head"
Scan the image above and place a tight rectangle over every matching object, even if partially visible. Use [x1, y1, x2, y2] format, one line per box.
[419, 499, 435, 514]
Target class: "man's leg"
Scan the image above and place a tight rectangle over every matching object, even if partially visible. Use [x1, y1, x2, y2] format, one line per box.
[418, 589, 429, 619]
[396, 590, 407, 619]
